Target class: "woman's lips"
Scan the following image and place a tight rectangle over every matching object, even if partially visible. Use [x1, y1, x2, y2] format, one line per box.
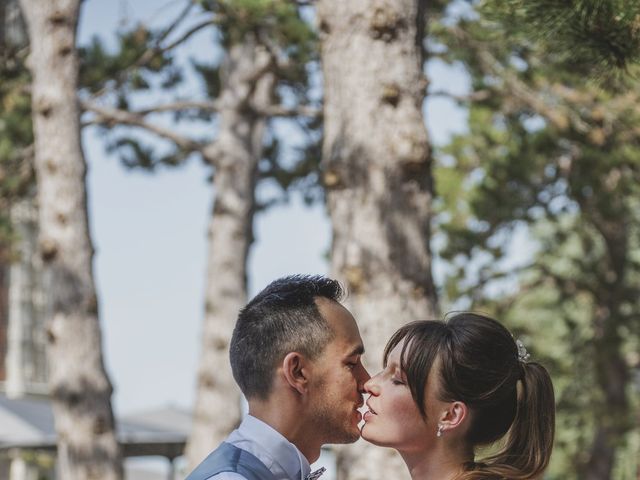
[363, 402, 377, 421]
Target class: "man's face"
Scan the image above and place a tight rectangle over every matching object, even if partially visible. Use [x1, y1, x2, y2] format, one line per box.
[307, 298, 370, 444]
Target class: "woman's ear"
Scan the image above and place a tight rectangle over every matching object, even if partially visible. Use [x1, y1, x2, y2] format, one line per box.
[282, 352, 309, 395]
[439, 401, 468, 433]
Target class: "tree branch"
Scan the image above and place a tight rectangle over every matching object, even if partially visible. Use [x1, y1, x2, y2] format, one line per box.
[87, 4, 214, 100]
[81, 100, 205, 153]
[150, 18, 215, 61]
[449, 25, 590, 132]
[153, 0, 197, 45]
[104, 98, 320, 119]
[256, 31, 292, 71]
[135, 100, 220, 115]
[260, 104, 321, 118]
[428, 89, 491, 102]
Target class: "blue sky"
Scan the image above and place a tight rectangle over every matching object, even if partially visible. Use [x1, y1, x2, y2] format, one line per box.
[78, 0, 470, 415]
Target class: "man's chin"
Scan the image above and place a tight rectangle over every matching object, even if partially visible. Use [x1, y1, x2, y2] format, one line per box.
[330, 426, 361, 445]
[341, 432, 361, 444]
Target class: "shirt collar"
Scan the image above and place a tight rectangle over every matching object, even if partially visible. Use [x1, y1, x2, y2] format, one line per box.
[238, 415, 311, 480]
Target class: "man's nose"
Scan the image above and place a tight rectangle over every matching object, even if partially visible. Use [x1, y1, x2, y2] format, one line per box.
[357, 364, 371, 392]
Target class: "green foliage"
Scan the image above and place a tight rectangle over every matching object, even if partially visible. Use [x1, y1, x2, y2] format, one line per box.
[200, 0, 317, 90]
[483, 0, 640, 77]
[105, 134, 195, 171]
[79, 25, 176, 95]
[192, 60, 222, 101]
[0, 42, 34, 251]
[83, 0, 320, 207]
[257, 116, 324, 208]
[201, 0, 315, 50]
[431, 3, 640, 477]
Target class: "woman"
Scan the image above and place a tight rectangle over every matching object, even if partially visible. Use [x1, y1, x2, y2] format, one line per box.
[362, 312, 555, 480]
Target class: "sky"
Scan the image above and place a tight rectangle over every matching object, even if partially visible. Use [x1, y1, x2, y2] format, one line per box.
[78, 0, 471, 416]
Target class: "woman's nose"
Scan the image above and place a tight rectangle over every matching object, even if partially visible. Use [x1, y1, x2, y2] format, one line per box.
[364, 374, 381, 395]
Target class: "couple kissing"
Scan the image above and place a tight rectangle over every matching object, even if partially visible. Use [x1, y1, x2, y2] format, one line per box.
[186, 275, 555, 480]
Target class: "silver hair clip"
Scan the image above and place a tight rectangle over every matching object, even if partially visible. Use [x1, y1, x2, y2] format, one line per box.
[516, 339, 530, 363]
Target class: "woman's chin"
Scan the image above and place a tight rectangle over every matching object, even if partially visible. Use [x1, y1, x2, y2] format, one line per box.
[360, 425, 388, 447]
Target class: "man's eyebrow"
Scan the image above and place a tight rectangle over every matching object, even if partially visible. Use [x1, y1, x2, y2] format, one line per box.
[347, 345, 365, 357]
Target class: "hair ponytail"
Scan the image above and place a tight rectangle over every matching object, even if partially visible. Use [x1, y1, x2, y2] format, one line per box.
[459, 361, 556, 480]
[493, 362, 555, 477]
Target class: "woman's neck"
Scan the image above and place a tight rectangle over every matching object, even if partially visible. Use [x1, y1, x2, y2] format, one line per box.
[400, 441, 473, 480]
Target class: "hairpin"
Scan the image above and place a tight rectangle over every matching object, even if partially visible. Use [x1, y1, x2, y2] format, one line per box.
[516, 339, 530, 363]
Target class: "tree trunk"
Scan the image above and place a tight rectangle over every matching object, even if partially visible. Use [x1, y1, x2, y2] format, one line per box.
[582, 214, 630, 480]
[317, 1, 437, 479]
[1, 0, 27, 50]
[18, 0, 122, 478]
[0, 0, 5, 51]
[0, 250, 7, 383]
[185, 37, 274, 468]
[582, 310, 628, 480]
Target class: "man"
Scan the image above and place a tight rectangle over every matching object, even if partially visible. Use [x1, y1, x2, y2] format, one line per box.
[186, 275, 370, 480]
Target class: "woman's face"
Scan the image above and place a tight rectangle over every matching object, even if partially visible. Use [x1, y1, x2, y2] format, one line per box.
[361, 340, 443, 452]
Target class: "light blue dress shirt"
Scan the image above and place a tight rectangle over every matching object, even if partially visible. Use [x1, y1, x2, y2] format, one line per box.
[207, 415, 312, 480]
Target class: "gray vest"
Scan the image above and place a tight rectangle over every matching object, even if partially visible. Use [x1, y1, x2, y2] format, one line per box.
[185, 442, 277, 480]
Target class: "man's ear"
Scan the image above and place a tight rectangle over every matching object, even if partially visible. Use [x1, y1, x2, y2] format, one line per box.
[282, 352, 309, 395]
[439, 401, 468, 434]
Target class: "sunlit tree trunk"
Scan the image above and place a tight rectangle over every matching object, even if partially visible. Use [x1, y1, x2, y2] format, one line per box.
[317, 1, 437, 479]
[185, 37, 274, 468]
[18, 0, 122, 478]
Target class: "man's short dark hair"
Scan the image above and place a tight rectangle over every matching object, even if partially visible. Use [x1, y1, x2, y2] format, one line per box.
[229, 275, 344, 399]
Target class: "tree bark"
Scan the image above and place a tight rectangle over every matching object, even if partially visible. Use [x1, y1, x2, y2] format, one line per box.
[1, 0, 27, 50]
[17, 0, 122, 478]
[0, 0, 5, 52]
[581, 209, 631, 480]
[0, 251, 7, 383]
[317, 1, 437, 479]
[185, 37, 274, 468]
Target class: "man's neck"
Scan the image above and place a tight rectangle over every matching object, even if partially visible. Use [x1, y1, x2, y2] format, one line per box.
[248, 400, 322, 463]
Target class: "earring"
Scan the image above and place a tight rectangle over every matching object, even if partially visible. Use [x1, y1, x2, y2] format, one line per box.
[436, 424, 444, 437]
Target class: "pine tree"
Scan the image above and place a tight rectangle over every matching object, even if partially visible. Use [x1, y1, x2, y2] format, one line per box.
[79, 0, 319, 467]
[0, 0, 32, 253]
[431, 6, 640, 479]
[485, 0, 640, 75]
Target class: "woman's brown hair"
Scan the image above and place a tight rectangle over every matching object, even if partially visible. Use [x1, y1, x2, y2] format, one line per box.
[384, 312, 555, 480]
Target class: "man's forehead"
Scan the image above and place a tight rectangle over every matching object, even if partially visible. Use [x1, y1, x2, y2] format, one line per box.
[315, 297, 356, 328]
[315, 297, 364, 350]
